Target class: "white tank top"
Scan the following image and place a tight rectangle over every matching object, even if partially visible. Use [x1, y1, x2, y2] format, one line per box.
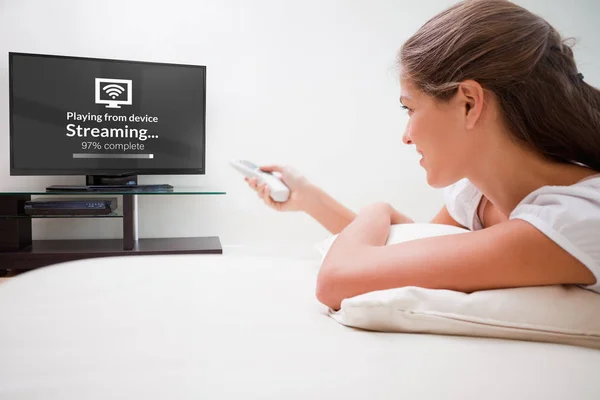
[443, 174, 600, 293]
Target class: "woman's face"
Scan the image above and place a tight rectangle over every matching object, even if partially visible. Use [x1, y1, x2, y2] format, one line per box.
[400, 79, 473, 188]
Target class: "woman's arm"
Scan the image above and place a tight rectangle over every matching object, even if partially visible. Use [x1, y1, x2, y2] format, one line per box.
[430, 205, 468, 229]
[301, 188, 414, 234]
[316, 206, 596, 310]
[248, 164, 413, 235]
[300, 184, 357, 234]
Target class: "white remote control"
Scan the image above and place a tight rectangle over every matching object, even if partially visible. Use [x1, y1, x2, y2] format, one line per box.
[230, 159, 291, 202]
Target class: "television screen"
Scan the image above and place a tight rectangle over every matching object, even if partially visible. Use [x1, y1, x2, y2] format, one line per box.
[9, 52, 206, 176]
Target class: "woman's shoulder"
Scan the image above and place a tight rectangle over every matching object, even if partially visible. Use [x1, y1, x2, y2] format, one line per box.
[512, 172, 600, 212]
[443, 172, 600, 231]
[509, 173, 600, 293]
[507, 171, 600, 241]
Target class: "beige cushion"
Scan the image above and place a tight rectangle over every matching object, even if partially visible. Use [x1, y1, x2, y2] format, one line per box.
[317, 223, 600, 349]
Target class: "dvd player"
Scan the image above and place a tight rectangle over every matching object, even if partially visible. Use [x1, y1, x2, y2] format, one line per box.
[24, 197, 118, 216]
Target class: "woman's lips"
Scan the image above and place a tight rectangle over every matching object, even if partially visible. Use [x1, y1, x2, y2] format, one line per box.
[417, 149, 424, 165]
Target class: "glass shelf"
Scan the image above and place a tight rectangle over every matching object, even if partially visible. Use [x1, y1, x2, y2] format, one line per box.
[0, 186, 226, 196]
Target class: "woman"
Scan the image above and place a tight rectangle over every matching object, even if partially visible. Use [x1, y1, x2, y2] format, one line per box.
[245, 0, 600, 310]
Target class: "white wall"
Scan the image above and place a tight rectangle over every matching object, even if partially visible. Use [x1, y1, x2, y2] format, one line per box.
[1, 0, 599, 257]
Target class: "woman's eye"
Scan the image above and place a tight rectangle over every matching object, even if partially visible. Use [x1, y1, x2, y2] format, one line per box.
[401, 105, 413, 114]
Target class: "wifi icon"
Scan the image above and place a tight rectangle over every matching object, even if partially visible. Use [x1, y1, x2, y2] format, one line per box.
[103, 84, 125, 99]
[95, 78, 132, 109]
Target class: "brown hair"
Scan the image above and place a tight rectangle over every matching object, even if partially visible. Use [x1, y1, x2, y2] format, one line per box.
[399, 0, 600, 171]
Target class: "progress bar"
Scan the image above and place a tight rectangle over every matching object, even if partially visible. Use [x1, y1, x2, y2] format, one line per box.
[73, 153, 154, 159]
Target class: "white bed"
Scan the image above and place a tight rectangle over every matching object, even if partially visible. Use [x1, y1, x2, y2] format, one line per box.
[1, 253, 599, 399]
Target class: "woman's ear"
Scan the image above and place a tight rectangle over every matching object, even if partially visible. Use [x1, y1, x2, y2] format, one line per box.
[457, 80, 485, 130]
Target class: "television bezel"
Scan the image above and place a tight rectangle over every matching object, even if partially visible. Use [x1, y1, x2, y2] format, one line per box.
[9, 51, 207, 176]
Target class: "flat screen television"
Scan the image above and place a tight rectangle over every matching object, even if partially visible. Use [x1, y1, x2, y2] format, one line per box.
[9, 52, 206, 190]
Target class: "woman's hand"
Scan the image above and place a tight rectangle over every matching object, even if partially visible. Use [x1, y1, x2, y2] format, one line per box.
[357, 201, 393, 216]
[359, 202, 412, 225]
[329, 202, 413, 248]
[245, 164, 313, 212]
[325, 202, 394, 248]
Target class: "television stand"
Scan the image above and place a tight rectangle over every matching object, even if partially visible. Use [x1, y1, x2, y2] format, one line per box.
[0, 186, 226, 271]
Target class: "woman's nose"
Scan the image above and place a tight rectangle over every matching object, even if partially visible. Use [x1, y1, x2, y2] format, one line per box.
[402, 129, 412, 145]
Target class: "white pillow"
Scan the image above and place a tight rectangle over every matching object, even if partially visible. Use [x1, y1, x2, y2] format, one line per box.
[317, 223, 600, 349]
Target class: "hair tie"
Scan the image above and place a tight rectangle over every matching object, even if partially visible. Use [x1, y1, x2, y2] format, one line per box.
[577, 72, 584, 81]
